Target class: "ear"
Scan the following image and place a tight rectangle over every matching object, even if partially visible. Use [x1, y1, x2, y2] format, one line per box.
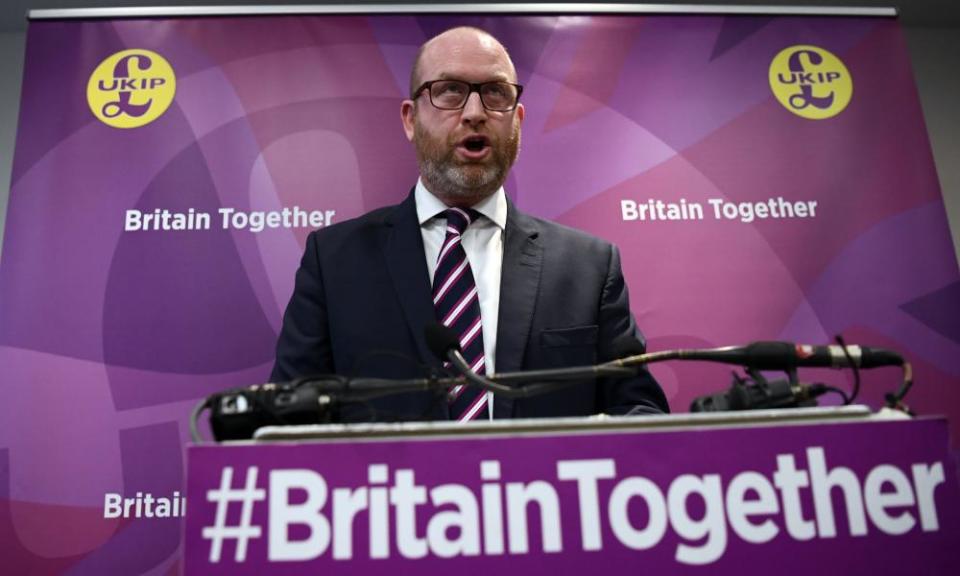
[400, 100, 416, 141]
[516, 102, 525, 124]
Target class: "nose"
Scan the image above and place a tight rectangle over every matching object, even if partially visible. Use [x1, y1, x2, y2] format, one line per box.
[460, 91, 487, 125]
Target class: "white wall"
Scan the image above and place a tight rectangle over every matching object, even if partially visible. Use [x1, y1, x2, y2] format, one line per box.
[905, 27, 960, 268]
[0, 25, 958, 265]
[0, 31, 25, 260]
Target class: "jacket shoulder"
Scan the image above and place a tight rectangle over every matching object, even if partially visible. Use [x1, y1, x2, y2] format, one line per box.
[522, 212, 614, 253]
[304, 202, 400, 248]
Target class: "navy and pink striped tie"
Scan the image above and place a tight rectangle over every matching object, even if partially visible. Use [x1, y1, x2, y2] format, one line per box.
[432, 208, 488, 422]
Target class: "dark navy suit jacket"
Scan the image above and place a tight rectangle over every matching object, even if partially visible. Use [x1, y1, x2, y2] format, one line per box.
[271, 192, 668, 421]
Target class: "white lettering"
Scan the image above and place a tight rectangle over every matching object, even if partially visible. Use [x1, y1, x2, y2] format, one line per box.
[481, 461, 506, 555]
[865, 464, 915, 535]
[808, 447, 867, 537]
[104, 493, 122, 518]
[391, 470, 427, 559]
[331, 486, 367, 560]
[427, 485, 480, 557]
[608, 476, 667, 550]
[368, 464, 389, 559]
[269, 469, 330, 561]
[913, 462, 945, 531]
[668, 474, 727, 565]
[237, 449, 946, 565]
[557, 459, 616, 551]
[726, 471, 779, 543]
[506, 481, 562, 554]
[774, 454, 816, 540]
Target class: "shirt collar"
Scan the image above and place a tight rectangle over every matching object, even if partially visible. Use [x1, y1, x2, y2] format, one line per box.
[415, 178, 507, 230]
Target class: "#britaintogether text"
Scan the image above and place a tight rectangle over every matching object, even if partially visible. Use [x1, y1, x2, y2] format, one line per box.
[201, 446, 945, 566]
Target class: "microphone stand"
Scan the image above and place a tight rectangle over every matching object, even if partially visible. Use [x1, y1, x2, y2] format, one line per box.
[446, 347, 636, 397]
[193, 357, 639, 442]
[192, 341, 913, 442]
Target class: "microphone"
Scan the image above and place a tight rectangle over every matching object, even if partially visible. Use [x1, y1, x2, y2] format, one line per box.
[203, 380, 339, 441]
[424, 322, 464, 365]
[679, 341, 903, 371]
[423, 324, 637, 395]
[424, 323, 507, 394]
[690, 377, 827, 412]
[685, 341, 908, 413]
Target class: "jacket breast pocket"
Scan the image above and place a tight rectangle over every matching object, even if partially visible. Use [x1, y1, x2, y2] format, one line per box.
[540, 325, 599, 347]
[539, 325, 599, 365]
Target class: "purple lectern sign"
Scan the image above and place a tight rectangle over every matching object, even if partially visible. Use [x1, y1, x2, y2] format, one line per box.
[184, 415, 959, 574]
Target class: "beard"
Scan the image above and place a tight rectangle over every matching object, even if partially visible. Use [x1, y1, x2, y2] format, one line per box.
[414, 120, 521, 206]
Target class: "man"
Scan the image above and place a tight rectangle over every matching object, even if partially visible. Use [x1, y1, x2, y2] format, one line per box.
[271, 26, 668, 422]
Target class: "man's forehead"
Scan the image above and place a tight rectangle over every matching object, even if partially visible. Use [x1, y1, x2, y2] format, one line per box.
[419, 30, 516, 81]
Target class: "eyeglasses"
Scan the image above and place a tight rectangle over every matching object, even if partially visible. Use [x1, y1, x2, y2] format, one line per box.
[413, 79, 524, 112]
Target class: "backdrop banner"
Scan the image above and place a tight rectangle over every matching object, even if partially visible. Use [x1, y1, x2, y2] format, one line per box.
[1, 11, 957, 574]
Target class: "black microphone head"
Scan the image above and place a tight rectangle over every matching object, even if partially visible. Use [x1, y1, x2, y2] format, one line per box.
[742, 341, 799, 370]
[424, 323, 461, 362]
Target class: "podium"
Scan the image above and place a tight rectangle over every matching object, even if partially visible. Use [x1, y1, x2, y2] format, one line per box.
[182, 407, 959, 574]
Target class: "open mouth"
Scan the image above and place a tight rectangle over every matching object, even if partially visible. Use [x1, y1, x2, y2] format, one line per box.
[459, 135, 490, 154]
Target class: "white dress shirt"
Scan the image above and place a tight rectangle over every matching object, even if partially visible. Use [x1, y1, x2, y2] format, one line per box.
[415, 179, 506, 419]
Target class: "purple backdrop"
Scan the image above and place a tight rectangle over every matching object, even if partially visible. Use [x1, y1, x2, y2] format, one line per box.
[1, 12, 957, 575]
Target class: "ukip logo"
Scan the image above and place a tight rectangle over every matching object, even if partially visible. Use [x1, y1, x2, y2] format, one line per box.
[87, 49, 176, 128]
[769, 45, 852, 120]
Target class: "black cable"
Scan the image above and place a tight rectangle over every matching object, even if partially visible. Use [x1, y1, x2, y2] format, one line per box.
[292, 373, 349, 391]
[834, 334, 860, 403]
[189, 397, 210, 443]
[816, 384, 851, 405]
[885, 362, 915, 413]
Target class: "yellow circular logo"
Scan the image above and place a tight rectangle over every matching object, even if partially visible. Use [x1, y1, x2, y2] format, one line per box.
[87, 49, 176, 129]
[769, 45, 852, 120]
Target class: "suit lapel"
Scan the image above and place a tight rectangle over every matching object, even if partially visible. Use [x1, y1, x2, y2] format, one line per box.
[382, 192, 438, 367]
[494, 201, 543, 418]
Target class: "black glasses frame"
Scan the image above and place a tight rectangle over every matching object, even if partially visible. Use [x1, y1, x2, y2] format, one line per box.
[412, 79, 524, 112]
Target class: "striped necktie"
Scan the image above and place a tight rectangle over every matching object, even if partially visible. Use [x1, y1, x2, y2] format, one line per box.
[432, 207, 488, 422]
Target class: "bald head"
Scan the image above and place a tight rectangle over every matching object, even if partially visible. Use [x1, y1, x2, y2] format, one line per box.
[409, 27, 518, 98]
